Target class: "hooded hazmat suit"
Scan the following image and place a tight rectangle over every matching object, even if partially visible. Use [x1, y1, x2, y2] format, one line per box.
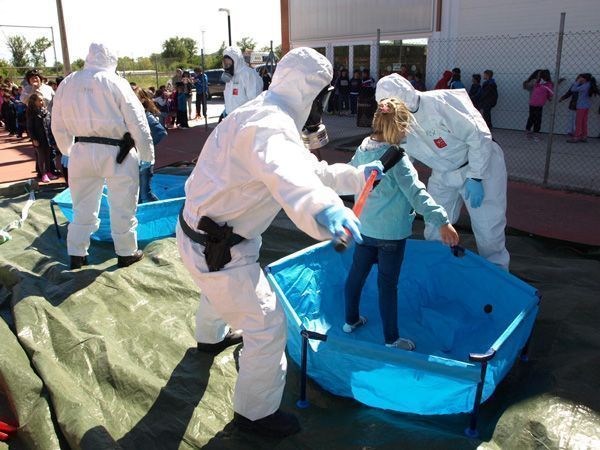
[376, 74, 509, 270]
[51, 43, 154, 258]
[177, 47, 366, 421]
[222, 46, 263, 115]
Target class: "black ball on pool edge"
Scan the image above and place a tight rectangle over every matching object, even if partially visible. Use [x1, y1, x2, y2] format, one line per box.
[484, 304, 493, 314]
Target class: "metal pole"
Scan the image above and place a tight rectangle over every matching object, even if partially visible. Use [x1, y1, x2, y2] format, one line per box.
[227, 14, 232, 46]
[154, 56, 159, 89]
[376, 28, 381, 81]
[55, 0, 71, 75]
[543, 12, 566, 186]
[50, 26, 58, 74]
[201, 30, 208, 130]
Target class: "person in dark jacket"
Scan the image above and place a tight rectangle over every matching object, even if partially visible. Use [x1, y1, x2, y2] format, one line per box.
[479, 70, 498, 129]
[559, 75, 581, 136]
[336, 69, 350, 115]
[2, 92, 17, 135]
[469, 74, 482, 109]
[349, 70, 362, 114]
[26, 93, 56, 182]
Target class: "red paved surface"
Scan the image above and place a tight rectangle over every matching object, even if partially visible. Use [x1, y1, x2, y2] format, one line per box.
[1, 126, 598, 246]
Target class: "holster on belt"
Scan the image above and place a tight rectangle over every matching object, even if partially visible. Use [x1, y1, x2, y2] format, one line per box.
[198, 216, 237, 272]
[116, 132, 135, 164]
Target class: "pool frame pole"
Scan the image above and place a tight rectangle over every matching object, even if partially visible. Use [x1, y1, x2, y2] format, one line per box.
[297, 329, 327, 409]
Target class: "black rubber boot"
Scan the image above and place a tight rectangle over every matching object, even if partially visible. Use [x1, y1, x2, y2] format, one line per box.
[233, 409, 301, 438]
[70, 256, 88, 270]
[197, 330, 243, 355]
[117, 250, 144, 268]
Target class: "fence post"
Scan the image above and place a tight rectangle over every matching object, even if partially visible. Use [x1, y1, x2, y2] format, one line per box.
[543, 12, 566, 186]
[154, 56, 159, 89]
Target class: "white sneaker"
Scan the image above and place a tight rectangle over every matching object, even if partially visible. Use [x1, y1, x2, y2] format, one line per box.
[342, 316, 367, 333]
[385, 337, 416, 351]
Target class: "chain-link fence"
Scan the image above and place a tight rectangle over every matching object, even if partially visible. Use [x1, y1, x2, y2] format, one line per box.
[427, 30, 600, 194]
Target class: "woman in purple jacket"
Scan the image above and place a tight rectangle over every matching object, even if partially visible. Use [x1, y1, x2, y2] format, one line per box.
[567, 73, 598, 143]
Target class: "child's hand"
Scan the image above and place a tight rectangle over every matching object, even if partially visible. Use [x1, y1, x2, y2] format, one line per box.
[439, 224, 459, 247]
[32, 139, 39, 147]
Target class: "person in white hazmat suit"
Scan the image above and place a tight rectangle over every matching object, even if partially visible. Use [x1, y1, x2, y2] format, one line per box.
[221, 45, 263, 118]
[177, 47, 383, 437]
[51, 43, 155, 270]
[376, 74, 509, 270]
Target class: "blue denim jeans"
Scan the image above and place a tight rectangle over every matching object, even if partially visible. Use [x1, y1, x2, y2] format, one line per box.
[344, 236, 407, 344]
[139, 165, 158, 203]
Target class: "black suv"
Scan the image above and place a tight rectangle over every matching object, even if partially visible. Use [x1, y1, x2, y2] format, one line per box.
[205, 69, 225, 99]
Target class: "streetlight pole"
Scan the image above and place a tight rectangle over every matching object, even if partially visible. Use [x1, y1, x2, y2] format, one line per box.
[218, 8, 232, 46]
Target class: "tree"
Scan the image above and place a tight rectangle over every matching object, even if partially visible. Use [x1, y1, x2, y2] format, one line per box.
[161, 37, 197, 63]
[236, 37, 256, 54]
[71, 59, 85, 71]
[30, 37, 52, 67]
[117, 56, 135, 72]
[6, 35, 30, 68]
[136, 57, 154, 71]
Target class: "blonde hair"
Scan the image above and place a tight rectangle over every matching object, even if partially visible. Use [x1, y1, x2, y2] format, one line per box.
[371, 97, 412, 145]
[136, 88, 160, 115]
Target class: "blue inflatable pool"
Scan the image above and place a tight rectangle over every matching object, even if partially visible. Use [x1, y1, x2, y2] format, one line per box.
[265, 240, 539, 417]
[51, 173, 186, 242]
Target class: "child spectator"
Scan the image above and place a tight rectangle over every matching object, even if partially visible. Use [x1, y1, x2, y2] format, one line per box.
[136, 89, 168, 202]
[413, 72, 426, 92]
[559, 75, 580, 136]
[469, 74, 482, 109]
[182, 71, 194, 119]
[154, 88, 171, 127]
[434, 70, 453, 89]
[14, 86, 27, 138]
[26, 93, 56, 182]
[349, 70, 362, 115]
[449, 71, 465, 89]
[175, 82, 189, 128]
[1, 92, 17, 135]
[193, 68, 209, 120]
[336, 69, 350, 115]
[479, 70, 498, 130]
[524, 69, 554, 142]
[567, 73, 598, 143]
[343, 98, 459, 351]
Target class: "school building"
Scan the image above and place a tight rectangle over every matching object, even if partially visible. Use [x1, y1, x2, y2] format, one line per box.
[280, 0, 600, 132]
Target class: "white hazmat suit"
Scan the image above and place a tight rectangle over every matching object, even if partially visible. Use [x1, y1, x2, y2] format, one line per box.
[51, 43, 154, 258]
[222, 46, 263, 115]
[376, 74, 509, 270]
[177, 47, 366, 421]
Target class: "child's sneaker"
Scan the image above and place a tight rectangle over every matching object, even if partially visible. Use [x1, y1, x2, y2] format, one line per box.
[342, 316, 367, 333]
[385, 337, 416, 351]
[46, 171, 58, 180]
[41, 174, 51, 183]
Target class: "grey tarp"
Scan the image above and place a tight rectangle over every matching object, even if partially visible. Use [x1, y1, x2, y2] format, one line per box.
[0, 186, 599, 450]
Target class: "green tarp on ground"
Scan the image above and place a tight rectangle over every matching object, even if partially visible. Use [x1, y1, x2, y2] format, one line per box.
[0, 186, 599, 450]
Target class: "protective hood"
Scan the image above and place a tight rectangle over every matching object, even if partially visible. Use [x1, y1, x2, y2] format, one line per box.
[268, 47, 333, 131]
[84, 43, 118, 72]
[376, 74, 419, 112]
[223, 46, 246, 75]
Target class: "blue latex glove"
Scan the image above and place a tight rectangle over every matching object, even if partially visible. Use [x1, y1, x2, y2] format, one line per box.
[315, 205, 363, 244]
[140, 161, 152, 169]
[464, 178, 484, 208]
[360, 161, 384, 182]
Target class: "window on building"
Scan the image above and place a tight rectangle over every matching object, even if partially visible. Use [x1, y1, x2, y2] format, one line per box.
[353, 45, 370, 73]
[334, 46, 349, 71]
[313, 47, 326, 56]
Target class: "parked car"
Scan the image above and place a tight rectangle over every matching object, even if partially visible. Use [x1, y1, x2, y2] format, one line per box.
[205, 69, 225, 99]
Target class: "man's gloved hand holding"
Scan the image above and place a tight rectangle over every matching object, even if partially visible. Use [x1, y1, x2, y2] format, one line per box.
[140, 161, 152, 169]
[315, 205, 362, 243]
[359, 161, 384, 182]
[464, 178, 484, 208]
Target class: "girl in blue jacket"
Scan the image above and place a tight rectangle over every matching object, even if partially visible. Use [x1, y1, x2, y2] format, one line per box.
[344, 98, 459, 351]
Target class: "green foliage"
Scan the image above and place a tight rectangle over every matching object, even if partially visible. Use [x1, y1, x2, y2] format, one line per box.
[6, 35, 30, 69]
[30, 37, 52, 67]
[236, 37, 256, 53]
[161, 36, 198, 64]
[71, 59, 85, 71]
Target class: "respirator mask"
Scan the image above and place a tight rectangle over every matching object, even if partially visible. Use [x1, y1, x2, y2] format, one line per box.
[221, 56, 234, 83]
[301, 85, 333, 150]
